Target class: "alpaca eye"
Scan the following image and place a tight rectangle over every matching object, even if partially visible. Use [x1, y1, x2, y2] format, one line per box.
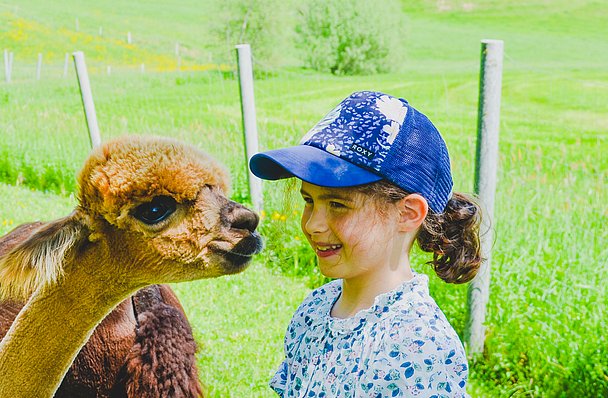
[133, 196, 177, 225]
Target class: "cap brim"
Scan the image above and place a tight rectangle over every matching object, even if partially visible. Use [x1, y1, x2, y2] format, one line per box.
[249, 145, 382, 188]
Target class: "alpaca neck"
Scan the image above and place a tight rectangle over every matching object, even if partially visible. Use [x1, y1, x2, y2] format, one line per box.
[0, 261, 141, 397]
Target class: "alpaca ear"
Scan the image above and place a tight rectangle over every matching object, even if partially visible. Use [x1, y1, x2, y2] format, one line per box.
[0, 215, 86, 300]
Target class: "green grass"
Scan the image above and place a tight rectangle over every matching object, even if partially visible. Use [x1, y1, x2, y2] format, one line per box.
[0, 182, 76, 227]
[1, 0, 607, 396]
[172, 266, 309, 397]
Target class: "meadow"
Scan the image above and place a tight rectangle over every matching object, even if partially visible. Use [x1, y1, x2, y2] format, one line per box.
[0, 0, 606, 396]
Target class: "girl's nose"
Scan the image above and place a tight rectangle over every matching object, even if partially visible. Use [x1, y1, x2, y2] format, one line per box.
[302, 207, 328, 235]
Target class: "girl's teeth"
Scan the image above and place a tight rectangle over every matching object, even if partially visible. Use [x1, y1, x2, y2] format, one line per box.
[318, 245, 341, 251]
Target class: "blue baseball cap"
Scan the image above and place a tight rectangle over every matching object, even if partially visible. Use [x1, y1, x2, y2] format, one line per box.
[249, 91, 453, 213]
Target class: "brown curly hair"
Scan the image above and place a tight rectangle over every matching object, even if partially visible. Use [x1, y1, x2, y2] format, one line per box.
[354, 180, 482, 284]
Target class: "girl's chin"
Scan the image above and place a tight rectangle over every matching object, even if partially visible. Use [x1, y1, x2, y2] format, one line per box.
[317, 261, 343, 279]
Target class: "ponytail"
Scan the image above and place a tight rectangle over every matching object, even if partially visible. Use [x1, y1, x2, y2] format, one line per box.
[417, 192, 482, 284]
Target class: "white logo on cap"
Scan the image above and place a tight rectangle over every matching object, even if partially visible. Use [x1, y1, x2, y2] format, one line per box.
[376, 95, 407, 145]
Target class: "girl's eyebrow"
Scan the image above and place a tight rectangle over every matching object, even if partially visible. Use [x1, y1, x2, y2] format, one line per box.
[299, 189, 355, 203]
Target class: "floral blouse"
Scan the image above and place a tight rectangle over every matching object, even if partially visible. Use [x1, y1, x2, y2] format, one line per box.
[270, 274, 470, 397]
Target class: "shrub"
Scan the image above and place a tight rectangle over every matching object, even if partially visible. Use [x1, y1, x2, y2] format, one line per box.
[295, 0, 405, 75]
[209, 0, 295, 66]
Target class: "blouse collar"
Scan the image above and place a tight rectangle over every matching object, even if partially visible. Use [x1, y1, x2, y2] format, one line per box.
[318, 273, 430, 335]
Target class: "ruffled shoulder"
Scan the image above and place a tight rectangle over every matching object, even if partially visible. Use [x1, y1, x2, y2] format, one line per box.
[284, 280, 341, 343]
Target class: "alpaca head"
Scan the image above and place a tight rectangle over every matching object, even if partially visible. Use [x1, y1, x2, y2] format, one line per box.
[0, 136, 263, 300]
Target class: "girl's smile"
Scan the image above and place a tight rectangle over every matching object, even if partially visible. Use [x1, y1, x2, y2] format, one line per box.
[312, 242, 342, 257]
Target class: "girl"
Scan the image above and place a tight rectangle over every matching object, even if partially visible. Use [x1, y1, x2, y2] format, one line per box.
[250, 91, 482, 397]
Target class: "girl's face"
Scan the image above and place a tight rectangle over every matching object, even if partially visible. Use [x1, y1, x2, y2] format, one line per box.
[299, 182, 406, 283]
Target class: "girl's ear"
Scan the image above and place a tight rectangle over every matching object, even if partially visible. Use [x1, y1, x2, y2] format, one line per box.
[397, 194, 428, 232]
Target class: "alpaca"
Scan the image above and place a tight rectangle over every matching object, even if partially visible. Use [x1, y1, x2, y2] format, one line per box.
[0, 136, 263, 397]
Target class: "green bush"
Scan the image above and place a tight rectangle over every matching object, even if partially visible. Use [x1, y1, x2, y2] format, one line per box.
[295, 0, 405, 75]
[209, 0, 295, 66]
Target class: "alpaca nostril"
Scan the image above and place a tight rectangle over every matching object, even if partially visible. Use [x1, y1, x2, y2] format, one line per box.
[231, 208, 259, 232]
[221, 200, 260, 232]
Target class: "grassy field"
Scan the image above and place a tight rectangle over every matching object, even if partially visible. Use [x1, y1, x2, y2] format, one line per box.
[1, 0, 607, 396]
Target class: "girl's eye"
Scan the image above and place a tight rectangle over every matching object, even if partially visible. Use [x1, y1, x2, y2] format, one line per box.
[133, 196, 177, 225]
[329, 201, 346, 209]
[302, 196, 313, 205]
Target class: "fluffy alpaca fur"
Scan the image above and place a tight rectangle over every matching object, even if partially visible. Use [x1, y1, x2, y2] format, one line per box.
[124, 285, 201, 397]
[0, 136, 262, 397]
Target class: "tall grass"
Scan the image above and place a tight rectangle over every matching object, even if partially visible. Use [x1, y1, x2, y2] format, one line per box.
[1, 0, 606, 395]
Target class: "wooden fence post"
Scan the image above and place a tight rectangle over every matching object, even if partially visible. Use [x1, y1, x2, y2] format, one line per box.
[466, 39, 504, 355]
[8, 52, 12, 82]
[73, 51, 102, 148]
[36, 53, 42, 80]
[3, 49, 10, 83]
[235, 44, 263, 212]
